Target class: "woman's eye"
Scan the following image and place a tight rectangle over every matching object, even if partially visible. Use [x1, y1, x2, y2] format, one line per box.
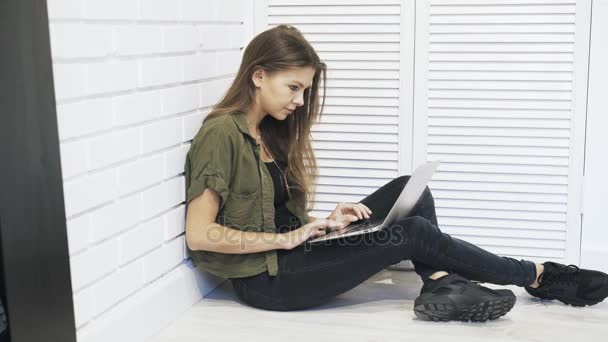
[289, 85, 299, 91]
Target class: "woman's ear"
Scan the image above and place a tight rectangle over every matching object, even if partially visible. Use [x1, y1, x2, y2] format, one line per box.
[252, 67, 265, 88]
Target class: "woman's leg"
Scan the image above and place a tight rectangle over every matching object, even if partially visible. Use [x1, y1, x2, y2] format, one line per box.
[231, 175, 537, 311]
[357, 175, 443, 281]
[259, 216, 529, 311]
[271, 216, 535, 311]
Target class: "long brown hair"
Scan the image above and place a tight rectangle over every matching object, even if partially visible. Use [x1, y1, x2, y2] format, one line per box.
[203, 24, 327, 213]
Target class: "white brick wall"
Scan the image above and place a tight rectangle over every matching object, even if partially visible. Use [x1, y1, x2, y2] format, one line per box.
[47, 0, 253, 341]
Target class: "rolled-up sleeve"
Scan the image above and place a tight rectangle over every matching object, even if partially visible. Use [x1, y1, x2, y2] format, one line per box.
[185, 127, 233, 209]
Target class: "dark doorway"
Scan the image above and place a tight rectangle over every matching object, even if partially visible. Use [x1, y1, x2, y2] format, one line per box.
[0, 0, 77, 341]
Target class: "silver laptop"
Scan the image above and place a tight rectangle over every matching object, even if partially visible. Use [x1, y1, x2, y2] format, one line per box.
[308, 160, 441, 243]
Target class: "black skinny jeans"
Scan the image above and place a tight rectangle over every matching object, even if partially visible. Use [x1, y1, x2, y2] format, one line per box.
[230, 175, 537, 311]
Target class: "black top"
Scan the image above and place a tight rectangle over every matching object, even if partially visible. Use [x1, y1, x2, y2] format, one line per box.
[264, 160, 302, 233]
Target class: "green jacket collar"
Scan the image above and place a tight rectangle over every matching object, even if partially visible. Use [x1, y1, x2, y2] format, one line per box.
[231, 111, 258, 145]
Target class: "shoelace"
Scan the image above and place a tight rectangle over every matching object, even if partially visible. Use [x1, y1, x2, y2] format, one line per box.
[545, 264, 581, 293]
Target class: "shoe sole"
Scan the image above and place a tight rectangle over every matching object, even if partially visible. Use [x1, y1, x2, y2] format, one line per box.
[528, 295, 599, 307]
[526, 288, 601, 307]
[413, 296, 516, 322]
[558, 298, 600, 307]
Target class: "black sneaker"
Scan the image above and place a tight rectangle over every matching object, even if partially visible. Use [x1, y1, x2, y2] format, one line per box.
[525, 262, 608, 307]
[413, 273, 516, 322]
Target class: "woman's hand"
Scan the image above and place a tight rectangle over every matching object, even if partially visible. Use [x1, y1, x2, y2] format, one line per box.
[279, 219, 346, 250]
[327, 202, 372, 227]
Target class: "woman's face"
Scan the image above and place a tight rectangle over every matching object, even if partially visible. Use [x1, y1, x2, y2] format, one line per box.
[252, 66, 316, 120]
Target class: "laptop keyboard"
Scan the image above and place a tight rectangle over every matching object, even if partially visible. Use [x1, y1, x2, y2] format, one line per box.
[344, 219, 375, 232]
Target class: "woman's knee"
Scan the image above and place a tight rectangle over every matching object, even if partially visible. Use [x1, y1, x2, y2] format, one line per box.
[395, 175, 411, 187]
[380, 216, 432, 247]
[416, 185, 435, 208]
[423, 185, 434, 199]
[394, 176, 435, 206]
[382, 175, 410, 191]
[392, 216, 440, 240]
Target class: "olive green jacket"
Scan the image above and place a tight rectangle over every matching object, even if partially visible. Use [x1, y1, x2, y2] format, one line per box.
[184, 111, 311, 278]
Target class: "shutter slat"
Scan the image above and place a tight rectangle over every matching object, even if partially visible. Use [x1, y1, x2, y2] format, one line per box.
[320, 52, 400, 61]
[269, 0, 401, 4]
[313, 141, 398, 152]
[312, 42, 400, 52]
[428, 107, 571, 118]
[433, 171, 567, 186]
[326, 60, 400, 70]
[327, 69, 400, 79]
[429, 89, 572, 100]
[429, 23, 575, 34]
[431, 43, 574, 53]
[427, 144, 569, 157]
[290, 23, 401, 34]
[317, 184, 390, 195]
[319, 114, 397, 125]
[430, 14, 575, 24]
[451, 236, 566, 250]
[316, 176, 392, 187]
[429, 179, 567, 194]
[315, 150, 398, 160]
[441, 226, 566, 240]
[428, 136, 570, 148]
[428, 153, 569, 167]
[317, 159, 398, 170]
[430, 61, 573, 71]
[428, 99, 571, 110]
[430, 5, 575, 15]
[474, 246, 564, 259]
[313, 123, 398, 134]
[429, 117, 570, 129]
[322, 105, 398, 115]
[269, 5, 400, 16]
[429, 81, 572, 91]
[326, 87, 399, 97]
[430, 52, 573, 62]
[430, 0, 575, 5]
[430, 33, 574, 43]
[436, 207, 566, 222]
[429, 0, 576, 6]
[269, 15, 401, 24]
[436, 198, 567, 212]
[322, 79, 399, 88]
[325, 96, 399, 107]
[306, 33, 400, 42]
[433, 189, 567, 204]
[313, 131, 399, 143]
[429, 71, 572, 81]
[319, 167, 397, 179]
[439, 216, 566, 231]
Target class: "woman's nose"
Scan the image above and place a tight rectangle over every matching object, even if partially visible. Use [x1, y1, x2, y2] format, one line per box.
[293, 92, 304, 106]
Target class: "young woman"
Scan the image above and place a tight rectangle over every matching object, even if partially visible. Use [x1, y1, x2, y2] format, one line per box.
[184, 25, 608, 322]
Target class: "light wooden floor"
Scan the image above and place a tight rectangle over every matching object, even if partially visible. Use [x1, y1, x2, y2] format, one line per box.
[149, 270, 608, 342]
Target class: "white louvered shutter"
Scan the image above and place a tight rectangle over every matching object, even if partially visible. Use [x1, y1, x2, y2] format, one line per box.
[262, 0, 405, 219]
[413, 0, 589, 264]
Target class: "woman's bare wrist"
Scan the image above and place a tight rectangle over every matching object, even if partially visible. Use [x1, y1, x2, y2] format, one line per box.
[276, 232, 290, 250]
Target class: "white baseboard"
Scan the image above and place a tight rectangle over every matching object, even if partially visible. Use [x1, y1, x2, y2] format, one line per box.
[77, 259, 224, 342]
[581, 249, 608, 273]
